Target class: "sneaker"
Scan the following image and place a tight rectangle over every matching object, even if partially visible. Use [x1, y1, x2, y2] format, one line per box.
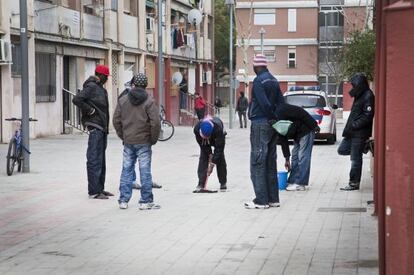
[119, 202, 128, 209]
[102, 191, 114, 196]
[269, 202, 281, 208]
[340, 184, 360, 191]
[89, 193, 108, 200]
[286, 184, 306, 191]
[132, 182, 141, 189]
[194, 185, 203, 192]
[139, 202, 161, 210]
[244, 201, 269, 209]
[152, 182, 162, 189]
[220, 184, 227, 191]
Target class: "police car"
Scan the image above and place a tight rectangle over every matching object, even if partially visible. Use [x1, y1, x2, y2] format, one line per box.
[284, 86, 338, 144]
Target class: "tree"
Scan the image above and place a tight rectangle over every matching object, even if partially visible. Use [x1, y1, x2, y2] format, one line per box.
[214, 0, 234, 74]
[342, 30, 376, 81]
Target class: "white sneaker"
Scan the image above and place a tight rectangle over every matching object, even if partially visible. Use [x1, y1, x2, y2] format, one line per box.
[286, 184, 306, 191]
[132, 182, 141, 189]
[244, 202, 270, 209]
[269, 202, 281, 208]
[119, 202, 128, 209]
[139, 202, 161, 210]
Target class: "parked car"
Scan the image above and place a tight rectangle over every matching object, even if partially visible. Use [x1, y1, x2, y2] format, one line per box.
[284, 86, 338, 144]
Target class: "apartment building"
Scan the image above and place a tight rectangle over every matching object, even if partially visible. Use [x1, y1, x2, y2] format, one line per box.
[0, 0, 214, 142]
[319, 0, 374, 107]
[235, 0, 319, 95]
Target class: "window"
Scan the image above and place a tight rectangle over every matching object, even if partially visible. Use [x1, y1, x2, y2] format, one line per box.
[123, 0, 131, 14]
[288, 9, 297, 32]
[83, 0, 103, 15]
[288, 47, 296, 68]
[285, 94, 327, 108]
[254, 46, 276, 63]
[35, 53, 56, 102]
[11, 43, 21, 76]
[254, 9, 276, 25]
[319, 7, 344, 27]
[111, 0, 118, 11]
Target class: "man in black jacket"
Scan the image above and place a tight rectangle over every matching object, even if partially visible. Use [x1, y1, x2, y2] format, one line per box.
[338, 73, 375, 191]
[274, 104, 320, 191]
[73, 65, 113, 199]
[193, 116, 227, 192]
[236, 91, 249, 128]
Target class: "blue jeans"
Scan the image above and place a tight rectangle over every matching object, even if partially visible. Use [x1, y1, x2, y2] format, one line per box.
[337, 137, 366, 184]
[288, 132, 315, 186]
[250, 120, 279, 205]
[86, 128, 107, 195]
[119, 144, 154, 204]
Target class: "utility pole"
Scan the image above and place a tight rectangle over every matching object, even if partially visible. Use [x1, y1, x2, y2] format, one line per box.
[226, 0, 234, 129]
[20, 0, 30, 172]
[158, 0, 164, 108]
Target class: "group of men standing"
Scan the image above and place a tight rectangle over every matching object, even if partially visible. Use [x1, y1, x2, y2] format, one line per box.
[73, 52, 374, 210]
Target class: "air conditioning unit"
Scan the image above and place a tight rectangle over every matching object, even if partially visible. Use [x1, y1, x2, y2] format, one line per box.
[146, 17, 155, 33]
[0, 39, 12, 64]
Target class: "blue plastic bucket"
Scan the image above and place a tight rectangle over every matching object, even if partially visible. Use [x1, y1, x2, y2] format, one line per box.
[277, 171, 288, 190]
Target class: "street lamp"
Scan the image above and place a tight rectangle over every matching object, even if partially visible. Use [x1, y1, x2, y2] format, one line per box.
[259, 27, 266, 55]
[225, 0, 234, 129]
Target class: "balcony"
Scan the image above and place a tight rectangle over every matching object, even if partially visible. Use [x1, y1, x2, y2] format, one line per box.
[83, 13, 103, 41]
[319, 26, 344, 43]
[123, 14, 139, 48]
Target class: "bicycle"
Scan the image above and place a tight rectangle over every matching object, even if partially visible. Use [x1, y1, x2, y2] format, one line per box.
[5, 117, 37, 176]
[158, 105, 174, 141]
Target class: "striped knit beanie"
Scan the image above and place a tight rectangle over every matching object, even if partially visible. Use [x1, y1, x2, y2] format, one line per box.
[253, 54, 268, 67]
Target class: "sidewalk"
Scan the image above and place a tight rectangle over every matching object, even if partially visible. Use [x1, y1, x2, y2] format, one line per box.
[0, 124, 378, 275]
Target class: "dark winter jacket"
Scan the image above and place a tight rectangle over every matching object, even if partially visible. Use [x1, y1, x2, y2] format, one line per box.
[343, 74, 375, 139]
[248, 69, 285, 121]
[72, 76, 109, 133]
[113, 88, 160, 145]
[194, 117, 226, 164]
[236, 95, 249, 112]
[275, 103, 318, 159]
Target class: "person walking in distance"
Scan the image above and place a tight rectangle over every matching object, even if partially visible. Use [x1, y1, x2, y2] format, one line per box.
[214, 96, 222, 115]
[72, 64, 113, 200]
[194, 92, 206, 120]
[246, 54, 285, 209]
[338, 73, 375, 191]
[113, 85, 161, 210]
[236, 91, 249, 128]
[193, 116, 227, 192]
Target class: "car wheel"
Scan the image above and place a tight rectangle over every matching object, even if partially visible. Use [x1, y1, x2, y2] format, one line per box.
[327, 131, 336, 144]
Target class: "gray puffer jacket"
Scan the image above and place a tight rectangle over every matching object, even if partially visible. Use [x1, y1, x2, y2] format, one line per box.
[113, 88, 161, 145]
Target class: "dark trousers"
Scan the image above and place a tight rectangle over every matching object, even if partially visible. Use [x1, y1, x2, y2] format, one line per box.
[86, 128, 107, 195]
[338, 137, 366, 185]
[197, 149, 227, 187]
[250, 120, 279, 205]
[238, 111, 247, 128]
[195, 108, 206, 120]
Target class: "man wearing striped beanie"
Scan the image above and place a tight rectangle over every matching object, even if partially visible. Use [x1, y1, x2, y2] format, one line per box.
[245, 54, 285, 209]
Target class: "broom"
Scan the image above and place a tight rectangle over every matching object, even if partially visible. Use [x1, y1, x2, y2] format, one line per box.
[193, 154, 218, 193]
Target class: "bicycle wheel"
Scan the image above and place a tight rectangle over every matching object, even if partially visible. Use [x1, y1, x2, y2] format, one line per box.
[6, 138, 17, 176]
[158, 120, 174, 141]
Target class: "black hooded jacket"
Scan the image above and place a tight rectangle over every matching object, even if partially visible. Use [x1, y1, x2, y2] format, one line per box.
[343, 74, 375, 139]
[72, 76, 109, 132]
[194, 117, 226, 164]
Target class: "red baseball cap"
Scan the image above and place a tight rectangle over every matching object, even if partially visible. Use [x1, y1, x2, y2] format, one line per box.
[95, 64, 110, 76]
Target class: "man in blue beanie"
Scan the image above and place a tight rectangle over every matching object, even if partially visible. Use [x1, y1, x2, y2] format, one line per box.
[193, 116, 227, 191]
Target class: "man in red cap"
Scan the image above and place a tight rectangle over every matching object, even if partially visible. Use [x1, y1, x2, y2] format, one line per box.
[73, 64, 113, 199]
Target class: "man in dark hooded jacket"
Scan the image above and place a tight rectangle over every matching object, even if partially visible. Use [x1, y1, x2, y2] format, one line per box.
[113, 87, 161, 210]
[73, 64, 113, 199]
[338, 73, 375, 191]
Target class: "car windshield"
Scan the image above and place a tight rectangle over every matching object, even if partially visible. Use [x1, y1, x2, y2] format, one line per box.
[285, 94, 326, 108]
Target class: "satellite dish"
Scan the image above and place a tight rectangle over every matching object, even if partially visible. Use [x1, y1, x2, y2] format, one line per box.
[188, 9, 202, 26]
[172, 72, 183, 86]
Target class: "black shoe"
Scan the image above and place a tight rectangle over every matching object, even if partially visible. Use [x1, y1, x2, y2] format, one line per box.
[102, 191, 114, 196]
[152, 182, 162, 189]
[89, 193, 109, 199]
[220, 184, 227, 191]
[340, 184, 360, 191]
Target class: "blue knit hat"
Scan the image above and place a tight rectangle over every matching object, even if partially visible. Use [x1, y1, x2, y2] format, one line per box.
[200, 119, 214, 138]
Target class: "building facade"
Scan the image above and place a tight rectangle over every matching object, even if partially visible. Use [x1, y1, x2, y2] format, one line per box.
[235, 0, 319, 96]
[0, 0, 214, 142]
